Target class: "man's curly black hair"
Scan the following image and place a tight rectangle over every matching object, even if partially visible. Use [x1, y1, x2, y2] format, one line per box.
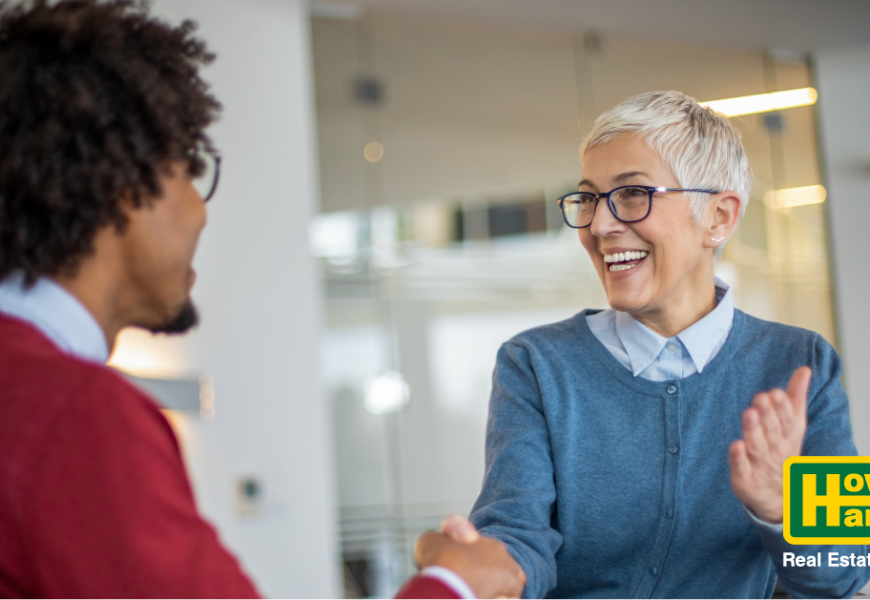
[0, 0, 221, 285]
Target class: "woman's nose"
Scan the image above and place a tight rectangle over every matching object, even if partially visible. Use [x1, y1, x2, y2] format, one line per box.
[589, 198, 627, 237]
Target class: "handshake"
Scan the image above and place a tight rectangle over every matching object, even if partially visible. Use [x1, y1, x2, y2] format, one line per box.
[413, 515, 527, 599]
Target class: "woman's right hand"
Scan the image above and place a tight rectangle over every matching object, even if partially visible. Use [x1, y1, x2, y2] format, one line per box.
[415, 515, 526, 599]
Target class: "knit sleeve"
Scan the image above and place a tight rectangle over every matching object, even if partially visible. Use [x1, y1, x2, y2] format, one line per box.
[754, 334, 870, 599]
[802, 334, 859, 457]
[469, 341, 562, 599]
[20, 371, 261, 599]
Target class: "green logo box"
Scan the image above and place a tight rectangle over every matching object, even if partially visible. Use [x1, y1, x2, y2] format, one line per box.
[784, 457, 870, 544]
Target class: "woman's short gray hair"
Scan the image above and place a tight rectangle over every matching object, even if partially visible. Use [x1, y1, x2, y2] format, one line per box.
[580, 90, 752, 257]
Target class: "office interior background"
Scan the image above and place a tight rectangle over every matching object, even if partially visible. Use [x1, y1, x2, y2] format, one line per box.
[103, 0, 870, 597]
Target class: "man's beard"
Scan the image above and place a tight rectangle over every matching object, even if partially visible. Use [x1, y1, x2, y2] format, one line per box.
[148, 300, 200, 334]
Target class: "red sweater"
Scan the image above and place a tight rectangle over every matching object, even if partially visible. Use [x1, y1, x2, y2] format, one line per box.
[0, 315, 457, 599]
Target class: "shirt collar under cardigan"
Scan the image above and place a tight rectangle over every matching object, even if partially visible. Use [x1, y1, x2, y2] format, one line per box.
[0, 271, 109, 363]
[614, 277, 734, 377]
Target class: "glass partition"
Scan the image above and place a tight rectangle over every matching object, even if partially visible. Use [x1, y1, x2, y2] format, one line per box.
[312, 16, 834, 597]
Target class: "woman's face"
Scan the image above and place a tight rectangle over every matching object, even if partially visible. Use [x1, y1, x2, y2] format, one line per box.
[578, 134, 715, 318]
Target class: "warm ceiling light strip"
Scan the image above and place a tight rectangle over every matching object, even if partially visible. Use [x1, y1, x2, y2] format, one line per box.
[700, 87, 818, 117]
[764, 184, 827, 209]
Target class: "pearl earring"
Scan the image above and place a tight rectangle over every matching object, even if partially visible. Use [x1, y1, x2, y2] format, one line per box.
[711, 236, 724, 242]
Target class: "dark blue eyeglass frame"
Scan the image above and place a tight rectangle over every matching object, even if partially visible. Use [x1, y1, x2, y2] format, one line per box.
[188, 147, 222, 203]
[200, 150, 222, 203]
[556, 185, 720, 229]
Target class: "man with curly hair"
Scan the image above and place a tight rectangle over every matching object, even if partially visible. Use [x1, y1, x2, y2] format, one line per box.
[0, 1, 525, 598]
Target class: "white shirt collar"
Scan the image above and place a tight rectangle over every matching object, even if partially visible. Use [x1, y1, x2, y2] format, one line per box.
[0, 271, 109, 363]
[614, 278, 734, 377]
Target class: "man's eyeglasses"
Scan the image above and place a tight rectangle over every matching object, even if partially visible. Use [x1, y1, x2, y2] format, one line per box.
[189, 146, 222, 203]
[557, 185, 719, 229]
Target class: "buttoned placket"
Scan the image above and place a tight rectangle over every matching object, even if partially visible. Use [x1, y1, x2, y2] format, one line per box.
[631, 381, 683, 598]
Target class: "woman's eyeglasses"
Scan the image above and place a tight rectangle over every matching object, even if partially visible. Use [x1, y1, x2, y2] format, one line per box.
[557, 185, 719, 229]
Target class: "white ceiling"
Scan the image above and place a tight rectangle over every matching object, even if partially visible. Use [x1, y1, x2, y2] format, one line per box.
[309, 0, 870, 54]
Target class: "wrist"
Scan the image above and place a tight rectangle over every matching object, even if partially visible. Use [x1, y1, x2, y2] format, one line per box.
[420, 566, 476, 599]
[746, 503, 783, 524]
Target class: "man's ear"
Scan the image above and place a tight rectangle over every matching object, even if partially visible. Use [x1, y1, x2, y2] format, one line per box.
[703, 191, 742, 250]
[113, 190, 137, 234]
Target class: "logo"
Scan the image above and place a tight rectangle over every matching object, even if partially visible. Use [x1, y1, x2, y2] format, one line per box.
[784, 457, 870, 544]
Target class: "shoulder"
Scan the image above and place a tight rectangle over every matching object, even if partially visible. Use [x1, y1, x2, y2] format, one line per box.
[736, 310, 842, 387]
[0, 314, 155, 407]
[739, 310, 827, 345]
[502, 310, 595, 352]
[0, 318, 179, 517]
[43, 363, 170, 454]
[0, 314, 171, 456]
[739, 310, 837, 359]
[492, 310, 599, 384]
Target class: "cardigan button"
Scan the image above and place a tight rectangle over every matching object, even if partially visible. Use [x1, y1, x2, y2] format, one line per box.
[666, 384, 677, 394]
[650, 566, 659, 576]
[668, 445, 679, 454]
[663, 508, 674, 517]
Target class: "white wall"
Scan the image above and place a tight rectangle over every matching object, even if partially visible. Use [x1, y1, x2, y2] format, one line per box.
[814, 43, 870, 455]
[119, 1, 340, 596]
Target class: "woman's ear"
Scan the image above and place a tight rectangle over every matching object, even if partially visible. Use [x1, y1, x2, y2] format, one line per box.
[704, 191, 742, 250]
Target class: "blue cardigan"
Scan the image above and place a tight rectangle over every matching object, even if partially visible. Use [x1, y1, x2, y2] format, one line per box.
[469, 309, 869, 598]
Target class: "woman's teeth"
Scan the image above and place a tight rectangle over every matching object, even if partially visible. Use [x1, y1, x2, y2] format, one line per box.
[604, 250, 648, 263]
[610, 263, 638, 272]
[603, 250, 649, 272]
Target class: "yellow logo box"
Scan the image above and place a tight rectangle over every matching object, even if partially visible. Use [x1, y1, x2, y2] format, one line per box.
[784, 457, 870, 544]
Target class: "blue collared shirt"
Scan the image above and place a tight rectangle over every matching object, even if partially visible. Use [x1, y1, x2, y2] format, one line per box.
[586, 278, 733, 382]
[0, 271, 108, 363]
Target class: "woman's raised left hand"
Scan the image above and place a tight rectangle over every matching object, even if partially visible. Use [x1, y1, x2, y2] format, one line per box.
[728, 366, 812, 524]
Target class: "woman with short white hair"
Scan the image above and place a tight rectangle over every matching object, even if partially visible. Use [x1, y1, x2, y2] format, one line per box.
[469, 91, 868, 598]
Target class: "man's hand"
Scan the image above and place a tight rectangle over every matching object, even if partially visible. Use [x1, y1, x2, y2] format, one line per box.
[729, 366, 811, 524]
[414, 515, 526, 599]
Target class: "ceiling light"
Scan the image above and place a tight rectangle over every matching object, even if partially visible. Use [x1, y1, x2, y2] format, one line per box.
[364, 141, 384, 163]
[700, 87, 817, 117]
[364, 370, 410, 415]
[764, 184, 827, 209]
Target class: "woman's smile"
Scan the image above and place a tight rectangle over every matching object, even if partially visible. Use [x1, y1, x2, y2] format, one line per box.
[602, 249, 649, 273]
